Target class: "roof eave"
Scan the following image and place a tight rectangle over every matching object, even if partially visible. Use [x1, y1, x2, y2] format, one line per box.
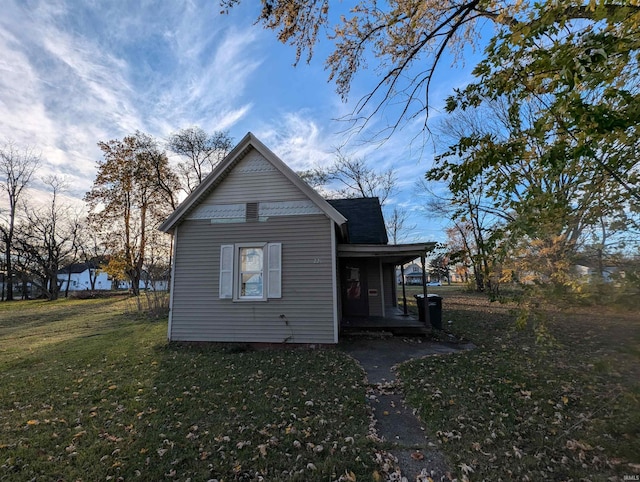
[336, 242, 437, 265]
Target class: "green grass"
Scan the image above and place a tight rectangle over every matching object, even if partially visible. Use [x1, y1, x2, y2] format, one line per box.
[0, 298, 375, 481]
[397, 289, 640, 480]
[2, 290, 638, 481]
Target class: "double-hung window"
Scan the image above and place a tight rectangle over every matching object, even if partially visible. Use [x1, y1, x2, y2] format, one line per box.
[239, 246, 264, 299]
[219, 243, 281, 301]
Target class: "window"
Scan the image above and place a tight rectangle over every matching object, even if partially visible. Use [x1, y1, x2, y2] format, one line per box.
[239, 247, 263, 298]
[219, 243, 281, 301]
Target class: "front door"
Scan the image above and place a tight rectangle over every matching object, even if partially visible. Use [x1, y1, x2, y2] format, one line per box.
[341, 261, 369, 317]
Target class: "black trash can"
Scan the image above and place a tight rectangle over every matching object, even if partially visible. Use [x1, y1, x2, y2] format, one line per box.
[414, 294, 426, 323]
[427, 294, 443, 330]
[414, 293, 443, 330]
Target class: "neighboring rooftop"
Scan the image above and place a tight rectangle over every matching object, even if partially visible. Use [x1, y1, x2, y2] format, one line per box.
[58, 262, 96, 275]
[327, 197, 388, 245]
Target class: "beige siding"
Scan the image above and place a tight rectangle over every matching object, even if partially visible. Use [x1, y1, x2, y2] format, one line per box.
[170, 215, 336, 344]
[203, 149, 307, 205]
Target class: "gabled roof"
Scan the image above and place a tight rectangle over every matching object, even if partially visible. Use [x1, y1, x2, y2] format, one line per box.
[159, 132, 347, 233]
[327, 198, 388, 245]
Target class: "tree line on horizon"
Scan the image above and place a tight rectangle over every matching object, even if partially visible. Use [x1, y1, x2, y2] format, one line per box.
[0, 127, 233, 302]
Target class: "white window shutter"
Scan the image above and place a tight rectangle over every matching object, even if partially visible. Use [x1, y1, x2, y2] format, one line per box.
[219, 244, 234, 299]
[267, 243, 282, 299]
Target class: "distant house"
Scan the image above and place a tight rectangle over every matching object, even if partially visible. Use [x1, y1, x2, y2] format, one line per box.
[403, 263, 425, 285]
[573, 263, 622, 282]
[114, 271, 170, 292]
[58, 262, 111, 291]
[159, 133, 435, 344]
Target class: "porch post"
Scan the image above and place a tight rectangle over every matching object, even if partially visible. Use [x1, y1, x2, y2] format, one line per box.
[421, 252, 430, 325]
[400, 264, 408, 315]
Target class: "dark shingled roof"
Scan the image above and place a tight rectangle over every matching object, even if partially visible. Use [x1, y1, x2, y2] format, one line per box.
[327, 197, 388, 245]
[58, 260, 101, 275]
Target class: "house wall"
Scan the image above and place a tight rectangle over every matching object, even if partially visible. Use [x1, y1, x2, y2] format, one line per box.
[170, 215, 335, 343]
[197, 149, 307, 205]
[168, 149, 337, 343]
[58, 271, 111, 291]
[364, 259, 384, 317]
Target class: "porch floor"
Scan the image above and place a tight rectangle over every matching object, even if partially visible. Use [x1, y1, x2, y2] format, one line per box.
[341, 307, 429, 336]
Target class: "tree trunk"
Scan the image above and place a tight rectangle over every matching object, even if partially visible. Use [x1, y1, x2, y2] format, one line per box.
[5, 238, 13, 301]
[129, 268, 141, 296]
[64, 271, 71, 298]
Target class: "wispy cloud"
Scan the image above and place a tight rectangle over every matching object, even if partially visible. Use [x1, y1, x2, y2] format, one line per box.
[0, 0, 265, 199]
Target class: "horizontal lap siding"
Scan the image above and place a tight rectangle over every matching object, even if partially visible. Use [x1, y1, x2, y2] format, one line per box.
[366, 259, 383, 317]
[205, 150, 305, 204]
[170, 215, 335, 344]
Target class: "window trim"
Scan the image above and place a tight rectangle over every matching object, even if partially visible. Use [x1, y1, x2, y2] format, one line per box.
[235, 243, 267, 301]
[219, 242, 282, 302]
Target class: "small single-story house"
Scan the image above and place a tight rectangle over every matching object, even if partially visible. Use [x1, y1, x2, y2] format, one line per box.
[159, 133, 435, 344]
[118, 271, 170, 292]
[58, 262, 111, 291]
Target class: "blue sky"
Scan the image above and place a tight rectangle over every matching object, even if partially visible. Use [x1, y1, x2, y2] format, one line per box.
[0, 0, 483, 242]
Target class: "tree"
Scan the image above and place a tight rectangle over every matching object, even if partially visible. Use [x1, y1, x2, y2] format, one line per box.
[0, 141, 40, 301]
[421, 183, 502, 292]
[13, 176, 81, 300]
[445, 225, 472, 283]
[423, 68, 640, 295]
[167, 127, 233, 194]
[85, 132, 177, 296]
[425, 242, 450, 283]
[221, 1, 639, 139]
[443, 2, 640, 204]
[385, 206, 415, 244]
[65, 221, 110, 296]
[302, 152, 413, 241]
[326, 152, 396, 205]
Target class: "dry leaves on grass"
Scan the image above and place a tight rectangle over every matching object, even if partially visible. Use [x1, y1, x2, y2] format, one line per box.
[397, 311, 639, 481]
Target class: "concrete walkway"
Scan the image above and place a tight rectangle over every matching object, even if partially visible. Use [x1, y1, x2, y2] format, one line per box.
[341, 335, 474, 481]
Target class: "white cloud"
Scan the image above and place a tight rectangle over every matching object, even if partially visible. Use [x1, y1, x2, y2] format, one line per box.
[0, 0, 269, 203]
[255, 112, 337, 170]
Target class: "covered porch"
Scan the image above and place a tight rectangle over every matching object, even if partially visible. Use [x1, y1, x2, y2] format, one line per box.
[336, 242, 437, 335]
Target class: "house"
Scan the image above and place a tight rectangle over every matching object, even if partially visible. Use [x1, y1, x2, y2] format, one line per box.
[159, 133, 435, 344]
[573, 263, 622, 283]
[402, 263, 425, 285]
[118, 270, 170, 292]
[58, 262, 111, 291]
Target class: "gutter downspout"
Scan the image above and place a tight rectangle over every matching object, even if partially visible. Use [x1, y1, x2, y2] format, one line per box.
[167, 225, 178, 341]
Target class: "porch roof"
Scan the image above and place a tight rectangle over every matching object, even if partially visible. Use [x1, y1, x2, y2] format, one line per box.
[336, 242, 437, 265]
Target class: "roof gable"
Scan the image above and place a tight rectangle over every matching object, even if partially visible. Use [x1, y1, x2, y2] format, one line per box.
[327, 197, 388, 244]
[159, 132, 347, 233]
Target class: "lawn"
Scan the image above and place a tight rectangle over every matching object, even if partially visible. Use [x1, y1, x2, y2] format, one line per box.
[397, 287, 640, 480]
[0, 297, 375, 481]
[1, 291, 638, 481]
